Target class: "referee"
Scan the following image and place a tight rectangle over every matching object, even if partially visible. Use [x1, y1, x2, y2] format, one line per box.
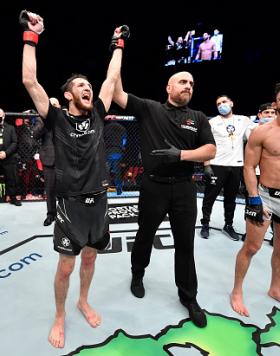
[113, 71, 216, 328]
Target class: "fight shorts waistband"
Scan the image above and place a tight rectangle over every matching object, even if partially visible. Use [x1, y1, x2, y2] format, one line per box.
[64, 190, 107, 204]
[149, 174, 192, 184]
[260, 184, 280, 199]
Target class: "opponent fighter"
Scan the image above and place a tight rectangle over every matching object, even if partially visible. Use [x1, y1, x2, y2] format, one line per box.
[230, 83, 280, 316]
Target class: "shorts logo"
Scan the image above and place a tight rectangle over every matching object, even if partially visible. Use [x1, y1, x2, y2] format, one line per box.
[57, 213, 65, 223]
[274, 191, 280, 196]
[245, 209, 256, 217]
[85, 197, 95, 204]
[76, 119, 90, 133]
[61, 237, 71, 247]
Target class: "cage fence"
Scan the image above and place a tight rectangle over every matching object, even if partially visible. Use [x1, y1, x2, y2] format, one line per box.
[1, 113, 245, 201]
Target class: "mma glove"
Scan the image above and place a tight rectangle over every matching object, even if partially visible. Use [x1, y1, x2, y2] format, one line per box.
[150, 139, 181, 163]
[19, 10, 44, 46]
[203, 165, 215, 184]
[110, 25, 130, 51]
[245, 196, 264, 224]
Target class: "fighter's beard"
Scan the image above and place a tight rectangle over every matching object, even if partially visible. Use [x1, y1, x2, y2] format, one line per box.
[75, 99, 93, 114]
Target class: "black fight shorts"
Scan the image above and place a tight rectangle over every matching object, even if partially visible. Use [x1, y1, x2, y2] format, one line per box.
[53, 191, 110, 256]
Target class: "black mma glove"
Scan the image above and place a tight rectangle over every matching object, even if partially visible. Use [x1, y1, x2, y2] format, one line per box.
[150, 139, 181, 163]
[19, 10, 44, 46]
[203, 165, 215, 184]
[245, 196, 264, 224]
[110, 25, 130, 51]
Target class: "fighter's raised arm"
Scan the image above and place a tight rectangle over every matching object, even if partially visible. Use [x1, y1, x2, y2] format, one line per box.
[20, 10, 49, 119]
[99, 25, 130, 112]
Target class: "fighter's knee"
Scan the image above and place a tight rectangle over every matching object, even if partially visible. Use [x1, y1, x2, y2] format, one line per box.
[245, 243, 261, 256]
[81, 251, 97, 266]
[58, 263, 75, 279]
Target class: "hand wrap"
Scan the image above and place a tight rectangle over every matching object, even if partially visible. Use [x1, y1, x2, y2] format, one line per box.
[19, 10, 44, 46]
[245, 196, 264, 223]
[110, 25, 130, 51]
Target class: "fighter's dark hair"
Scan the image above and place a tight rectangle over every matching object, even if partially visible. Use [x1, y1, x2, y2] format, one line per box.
[60, 73, 89, 94]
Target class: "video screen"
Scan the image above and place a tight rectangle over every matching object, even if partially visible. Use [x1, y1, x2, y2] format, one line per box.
[164, 28, 223, 66]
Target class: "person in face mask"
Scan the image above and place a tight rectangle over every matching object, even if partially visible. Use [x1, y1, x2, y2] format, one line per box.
[0, 108, 22, 206]
[257, 103, 276, 124]
[200, 95, 251, 240]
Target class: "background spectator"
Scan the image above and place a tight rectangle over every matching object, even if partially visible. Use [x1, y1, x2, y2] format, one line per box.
[0, 108, 21, 206]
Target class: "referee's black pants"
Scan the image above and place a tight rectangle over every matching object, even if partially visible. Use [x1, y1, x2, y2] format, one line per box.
[131, 174, 198, 303]
[43, 165, 56, 217]
[201, 165, 242, 226]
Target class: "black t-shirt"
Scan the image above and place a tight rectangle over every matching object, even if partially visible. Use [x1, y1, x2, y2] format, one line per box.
[126, 94, 215, 177]
[46, 98, 109, 197]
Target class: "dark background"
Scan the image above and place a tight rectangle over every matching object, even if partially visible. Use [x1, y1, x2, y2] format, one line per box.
[1, 1, 279, 117]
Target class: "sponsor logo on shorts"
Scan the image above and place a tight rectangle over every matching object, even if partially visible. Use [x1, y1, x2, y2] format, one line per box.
[61, 237, 71, 247]
[57, 213, 65, 223]
[245, 209, 257, 217]
[85, 197, 95, 204]
[58, 237, 72, 252]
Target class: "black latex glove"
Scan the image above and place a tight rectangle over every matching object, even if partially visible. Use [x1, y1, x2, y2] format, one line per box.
[150, 139, 181, 163]
[203, 165, 215, 184]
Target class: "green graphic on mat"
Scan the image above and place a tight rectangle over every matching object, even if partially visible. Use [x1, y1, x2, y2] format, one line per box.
[66, 307, 280, 356]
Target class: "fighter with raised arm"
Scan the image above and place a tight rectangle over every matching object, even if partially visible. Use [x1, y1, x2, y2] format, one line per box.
[19, 9, 129, 348]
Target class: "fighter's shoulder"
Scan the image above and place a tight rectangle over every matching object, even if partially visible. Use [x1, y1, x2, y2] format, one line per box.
[249, 123, 271, 141]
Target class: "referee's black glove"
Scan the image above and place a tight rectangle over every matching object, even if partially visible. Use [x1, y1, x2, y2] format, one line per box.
[203, 165, 215, 184]
[150, 139, 181, 163]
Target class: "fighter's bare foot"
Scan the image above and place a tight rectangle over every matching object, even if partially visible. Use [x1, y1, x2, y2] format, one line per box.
[77, 302, 101, 327]
[268, 289, 280, 302]
[48, 316, 65, 348]
[230, 292, 249, 317]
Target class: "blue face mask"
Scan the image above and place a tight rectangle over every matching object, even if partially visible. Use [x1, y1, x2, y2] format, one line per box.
[259, 117, 274, 124]
[218, 103, 232, 116]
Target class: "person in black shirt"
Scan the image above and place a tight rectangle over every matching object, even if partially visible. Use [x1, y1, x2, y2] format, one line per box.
[20, 10, 128, 349]
[33, 98, 60, 226]
[0, 108, 21, 206]
[113, 71, 216, 328]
